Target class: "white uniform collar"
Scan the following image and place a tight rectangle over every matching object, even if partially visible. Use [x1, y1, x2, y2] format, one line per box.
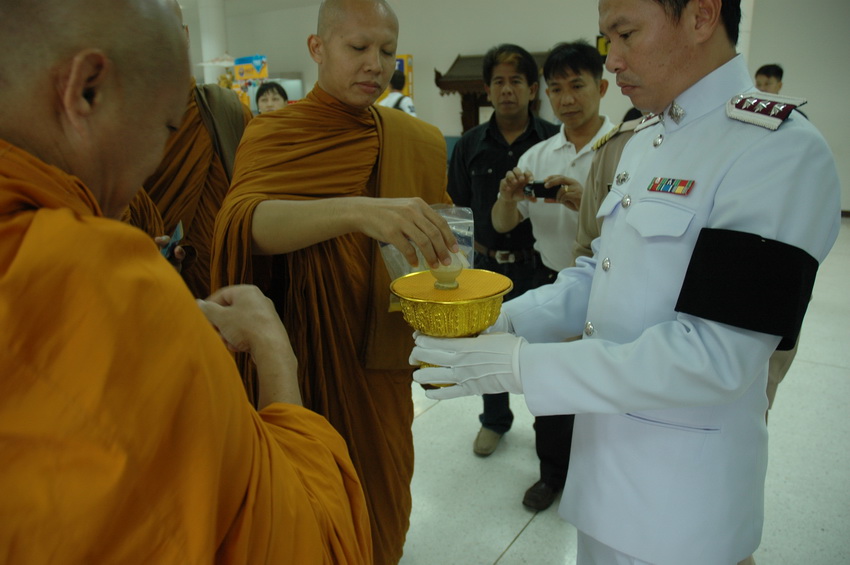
[660, 54, 752, 132]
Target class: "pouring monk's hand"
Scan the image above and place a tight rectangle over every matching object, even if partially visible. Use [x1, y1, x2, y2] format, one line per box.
[197, 285, 301, 407]
[355, 197, 459, 269]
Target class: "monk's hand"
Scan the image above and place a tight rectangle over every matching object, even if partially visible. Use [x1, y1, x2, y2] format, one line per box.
[410, 333, 526, 400]
[355, 197, 459, 269]
[198, 285, 301, 407]
[153, 235, 186, 272]
[547, 175, 583, 210]
[197, 285, 287, 353]
[499, 168, 534, 203]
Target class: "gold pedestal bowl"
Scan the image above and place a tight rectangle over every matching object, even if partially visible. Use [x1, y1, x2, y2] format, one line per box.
[391, 269, 513, 387]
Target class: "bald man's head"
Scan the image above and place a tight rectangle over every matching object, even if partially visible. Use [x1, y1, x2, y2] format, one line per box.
[1, 0, 186, 95]
[309, 0, 399, 109]
[0, 0, 190, 217]
[317, 0, 397, 37]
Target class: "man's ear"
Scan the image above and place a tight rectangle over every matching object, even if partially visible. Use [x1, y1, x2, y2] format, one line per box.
[60, 49, 111, 130]
[598, 78, 609, 98]
[692, 0, 722, 44]
[307, 34, 323, 64]
[529, 82, 539, 100]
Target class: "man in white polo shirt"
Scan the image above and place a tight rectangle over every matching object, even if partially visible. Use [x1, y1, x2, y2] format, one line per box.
[490, 40, 613, 511]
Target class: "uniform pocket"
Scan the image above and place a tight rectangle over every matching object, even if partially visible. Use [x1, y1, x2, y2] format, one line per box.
[623, 411, 721, 433]
[626, 199, 695, 238]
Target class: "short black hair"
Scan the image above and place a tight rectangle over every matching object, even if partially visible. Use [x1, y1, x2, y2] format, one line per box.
[482, 43, 539, 86]
[653, 0, 741, 45]
[543, 40, 604, 83]
[390, 69, 405, 91]
[255, 81, 288, 106]
[756, 64, 783, 80]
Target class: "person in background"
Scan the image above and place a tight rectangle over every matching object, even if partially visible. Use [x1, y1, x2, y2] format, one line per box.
[755, 63, 783, 94]
[378, 69, 416, 116]
[447, 43, 559, 458]
[0, 0, 371, 562]
[211, 1, 454, 562]
[412, 0, 841, 563]
[622, 106, 643, 121]
[490, 40, 613, 512]
[256, 81, 289, 114]
[123, 0, 252, 299]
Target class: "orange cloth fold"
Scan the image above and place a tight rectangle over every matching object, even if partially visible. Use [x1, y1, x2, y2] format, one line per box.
[127, 82, 251, 298]
[0, 138, 371, 564]
[122, 188, 165, 238]
[212, 85, 450, 565]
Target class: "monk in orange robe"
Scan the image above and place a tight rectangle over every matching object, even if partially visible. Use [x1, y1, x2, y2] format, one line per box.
[211, 1, 456, 562]
[123, 188, 166, 238]
[125, 2, 252, 298]
[0, 1, 371, 562]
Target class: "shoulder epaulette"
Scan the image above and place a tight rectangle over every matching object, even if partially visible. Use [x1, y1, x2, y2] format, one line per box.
[592, 124, 622, 151]
[727, 92, 807, 130]
[592, 118, 642, 151]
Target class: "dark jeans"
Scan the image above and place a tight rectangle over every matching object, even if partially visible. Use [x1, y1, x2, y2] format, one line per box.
[475, 252, 542, 435]
[480, 257, 575, 489]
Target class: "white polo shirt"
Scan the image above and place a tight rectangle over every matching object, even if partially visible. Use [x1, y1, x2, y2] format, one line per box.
[514, 117, 615, 271]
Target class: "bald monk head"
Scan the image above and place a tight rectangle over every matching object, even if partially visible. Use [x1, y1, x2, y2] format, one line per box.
[0, 0, 190, 218]
[308, 0, 399, 110]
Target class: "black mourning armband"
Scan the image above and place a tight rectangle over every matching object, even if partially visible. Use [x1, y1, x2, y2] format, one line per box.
[675, 228, 818, 350]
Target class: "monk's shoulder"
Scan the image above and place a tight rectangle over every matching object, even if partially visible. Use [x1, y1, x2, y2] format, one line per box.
[374, 104, 443, 146]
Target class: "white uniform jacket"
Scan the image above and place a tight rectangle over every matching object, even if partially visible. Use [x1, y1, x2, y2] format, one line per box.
[502, 55, 841, 564]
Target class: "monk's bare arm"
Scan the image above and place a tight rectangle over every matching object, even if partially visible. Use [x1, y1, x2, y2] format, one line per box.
[252, 196, 459, 269]
[197, 285, 301, 408]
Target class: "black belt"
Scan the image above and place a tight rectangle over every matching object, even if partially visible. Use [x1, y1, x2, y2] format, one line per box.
[474, 242, 538, 264]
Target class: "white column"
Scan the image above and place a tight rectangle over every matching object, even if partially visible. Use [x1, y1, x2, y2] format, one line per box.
[198, 0, 228, 85]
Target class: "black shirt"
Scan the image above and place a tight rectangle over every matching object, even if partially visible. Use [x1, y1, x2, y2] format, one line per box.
[447, 112, 559, 251]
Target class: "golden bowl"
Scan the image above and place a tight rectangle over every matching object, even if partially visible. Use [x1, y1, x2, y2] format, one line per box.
[390, 269, 513, 338]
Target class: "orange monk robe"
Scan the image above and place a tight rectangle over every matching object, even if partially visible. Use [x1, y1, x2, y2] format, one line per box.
[212, 85, 451, 565]
[0, 139, 371, 564]
[134, 81, 251, 298]
[122, 187, 165, 238]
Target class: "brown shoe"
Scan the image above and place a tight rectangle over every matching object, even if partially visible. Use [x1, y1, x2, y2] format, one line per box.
[522, 480, 560, 511]
[472, 427, 502, 457]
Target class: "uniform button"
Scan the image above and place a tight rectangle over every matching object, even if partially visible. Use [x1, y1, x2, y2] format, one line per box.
[508, 151, 514, 157]
[584, 321, 595, 337]
[621, 195, 632, 208]
[615, 172, 630, 185]
[487, 168, 493, 173]
[602, 258, 611, 271]
[653, 134, 664, 147]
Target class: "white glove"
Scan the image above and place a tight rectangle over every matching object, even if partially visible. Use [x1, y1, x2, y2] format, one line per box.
[410, 333, 525, 400]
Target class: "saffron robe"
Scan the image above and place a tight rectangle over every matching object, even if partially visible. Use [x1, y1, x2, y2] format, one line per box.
[122, 187, 165, 238]
[212, 85, 450, 564]
[0, 139, 371, 564]
[130, 81, 251, 298]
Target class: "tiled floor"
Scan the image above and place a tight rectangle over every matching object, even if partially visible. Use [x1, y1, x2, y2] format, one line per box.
[400, 218, 850, 565]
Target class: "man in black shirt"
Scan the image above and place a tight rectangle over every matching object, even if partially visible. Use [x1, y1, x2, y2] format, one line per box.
[447, 43, 559, 457]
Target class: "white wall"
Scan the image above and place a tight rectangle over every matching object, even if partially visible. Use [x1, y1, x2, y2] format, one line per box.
[218, 0, 635, 132]
[747, 0, 850, 210]
[192, 0, 848, 210]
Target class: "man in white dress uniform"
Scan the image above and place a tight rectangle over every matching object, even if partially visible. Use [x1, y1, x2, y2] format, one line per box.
[410, 0, 842, 563]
